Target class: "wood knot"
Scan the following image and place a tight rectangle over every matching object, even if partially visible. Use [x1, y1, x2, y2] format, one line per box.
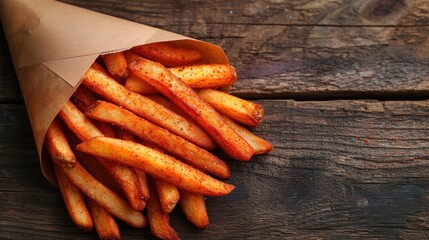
[362, 0, 406, 20]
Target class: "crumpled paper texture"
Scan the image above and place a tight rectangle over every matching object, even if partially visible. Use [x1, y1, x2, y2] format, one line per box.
[0, 0, 228, 182]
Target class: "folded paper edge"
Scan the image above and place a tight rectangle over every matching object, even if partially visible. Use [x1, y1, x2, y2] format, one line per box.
[37, 39, 229, 184]
[0, 0, 230, 185]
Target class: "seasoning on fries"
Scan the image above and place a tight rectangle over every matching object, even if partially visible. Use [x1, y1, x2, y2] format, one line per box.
[76, 136, 235, 196]
[54, 164, 93, 231]
[43, 41, 272, 239]
[102, 51, 128, 81]
[128, 58, 255, 161]
[87, 198, 121, 240]
[197, 88, 264, 127]
[59, 100, 146, 211]
[179, 190, 209, 228]
[154, 179, 180, 213]
[45, 118, 76, 168]
[131, 41, 203, 67]
[86, 100, 230, 179]
[82, 62, 216, 150]
[125, 63, 237, 95]
[147, 176, 180, 240]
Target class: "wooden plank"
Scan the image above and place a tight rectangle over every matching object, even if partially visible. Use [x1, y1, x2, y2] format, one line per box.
[0, 25, 21, 103]
[1, 100, 428, 239]
[38, 0, 429, 98]
[1, 1, 428, 101]
[58, 0, 429, 27]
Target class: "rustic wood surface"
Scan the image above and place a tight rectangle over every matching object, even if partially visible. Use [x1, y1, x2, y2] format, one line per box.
[1, 0, 429, 239]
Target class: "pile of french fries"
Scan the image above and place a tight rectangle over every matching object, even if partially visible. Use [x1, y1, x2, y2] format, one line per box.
[44, 41, 272, 239]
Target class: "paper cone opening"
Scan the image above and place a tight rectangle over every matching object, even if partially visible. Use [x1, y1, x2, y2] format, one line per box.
[0, 0, 229, 183]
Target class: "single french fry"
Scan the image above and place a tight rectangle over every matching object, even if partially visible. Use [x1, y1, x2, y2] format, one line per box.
[44, 118, 76, 167]
[170, 64, 237, 89]
[76, 137, 235, 196]
[58, 101, 104, 140]
[82, 62, 215, 150]
[135, 169, 150, 202]
[147, 177, 180, 240]
[86, 100, 230, 179]
[60, 161, 147, 228]
[87, 198, 120, 240]
[102, 51, 128, 80]
[131, 42, 202, 67]
[179, 190, 209, 228]
[197, 89, 263, 127]
[221, 114, 273, 154]
[125, 63, 237, 95]
[154, 179, 180, 213]
[128, 58, 254, 161]
[53, 164, 93, 231]
[71, 86, 98, 113]
[59, 100, 145, 211]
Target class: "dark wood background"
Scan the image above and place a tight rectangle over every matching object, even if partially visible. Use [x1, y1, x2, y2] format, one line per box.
[1, 0, 429, 239]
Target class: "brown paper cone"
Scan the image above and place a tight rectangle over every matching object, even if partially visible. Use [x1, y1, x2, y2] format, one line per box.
[0, 0, 229, 183]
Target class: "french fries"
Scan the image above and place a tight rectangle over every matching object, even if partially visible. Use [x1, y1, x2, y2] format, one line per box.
[58, 100, 104, 140]
[70, 85, 98, 113]
[154, 179, 180, 213]
[170, 64, 237, 89]
[102, 51, 128, 81]
[197, 88, 264, 127]
[95, 119, 146, 212]
[131, 41, 202, 67]
[54, 164, 93, 231]
[86, 100, 230, 179]
[82, 62, 216, 150]
[76, 136, 235, 196]
[135, 169, 150, 202]
[88, 198, 121, 240]
[221, 114, 273, 154]
[147, 177, 180, 240]
[45, 116, 146, 228]
[45, 118, 76, 167]
[128, 58, 255, 161]
[43, 41, 272, 239]
[71, 141, 124, 197]
[179, 190, 209, 228]
[60, 161, 147, 228]
[87, 198, 120, 240]
[59, 100, 146, 211]
[123, 50, 143, 64]
[124, 50, 159, 94]
[125, 63, 237, 95]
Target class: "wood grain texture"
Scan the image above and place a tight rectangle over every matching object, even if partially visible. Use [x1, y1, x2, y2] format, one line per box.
[1, 0, 428, 100]
[1, 0, 429, 239]
[1, 100, 428, 239]
[56, 0, 429, 99]
[0, 25, 21, 103]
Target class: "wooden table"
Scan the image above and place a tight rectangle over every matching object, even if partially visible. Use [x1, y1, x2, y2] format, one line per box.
[1, 0, 429, 239]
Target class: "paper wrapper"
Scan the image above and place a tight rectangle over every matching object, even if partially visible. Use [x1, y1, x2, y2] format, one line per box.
[0, 0, 229, 183]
